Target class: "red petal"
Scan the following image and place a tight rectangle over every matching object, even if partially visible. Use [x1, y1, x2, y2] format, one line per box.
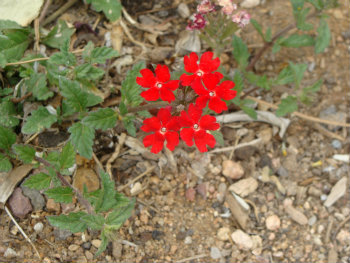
[199, 115, 220, 130]
[150, 132, 165, 154]
[180, 73, 196, 86]
[166, 116, 181, 131]
[199, 52, 220, 73]
[141, 88, 160, 101]
[214, 71, 224, 80]
[163, 80, 179, 91]
[143, 134, 155, 147]
[157, 108, 172, 125]
[194, 130, 209, 152]
[179, 111, 193, 127]
[155, 64, 170, 83]
[184, 52, 199, 73]
[136, 69, 156, 88]
[141, 117, 161, 132]
[180, 128, 194, 146]
[191, 78, 208, 96]
[208, 96, 227, 113]
[216, 80, 237, 100]
[204, 132, 216, 148]
[188, 103, 202, 123]
[202, 74, 220, 91]
[165, 131, 179, 151]
[195, 95, 209, 109]
[159, 88, 175, 103]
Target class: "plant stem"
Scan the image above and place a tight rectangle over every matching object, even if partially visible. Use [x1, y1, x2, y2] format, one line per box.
[35, 156, 93, 214]
[245, 11, 320, 72]
[127, 101, 169, 113]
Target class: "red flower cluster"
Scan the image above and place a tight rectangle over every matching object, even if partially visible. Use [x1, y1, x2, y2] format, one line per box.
[137, 51, 237, 153]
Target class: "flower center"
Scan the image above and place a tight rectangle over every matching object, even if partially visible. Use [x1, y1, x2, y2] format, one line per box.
[161, 127, 167, 133]
[157, 83, 163, 88]
[209, 91, 215, 97]
[196, 71, 203, 77]
[193, 124, 199, 130]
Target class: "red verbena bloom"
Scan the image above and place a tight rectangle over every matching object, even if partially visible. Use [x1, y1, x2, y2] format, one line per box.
[180, 103, 220, 152]
[180, 51, 223, 87]
[193, 74, 237, 113]
[137, 64, 179, 103]
[141, 108, 180, 154]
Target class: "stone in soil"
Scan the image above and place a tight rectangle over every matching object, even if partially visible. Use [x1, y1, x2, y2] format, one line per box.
[34, 222, 44, 233]
[112, 241, 123, 259]
[241, 0, 260, 8]
[21, 185, 45, 211]
[217, 227, 230, 241]
[177, 3, 190, 18]
[68, 244, 80, 251]
[91, 239, 101, 248]
[265, 214, 280, 231]
[231, 229, 253, 250]
[229, 177, 258, 197]
[283, 199, 308, 225]
[235, 146, 258, 161]
[210, 247, 221, 259]
[324, 177, 347, 207]
[53, 228, 72, 241]
[216, 183, 227, 203]
[46, 198, 60, 213]
[73, 167, 100, 193]
[4, 247, 17, 258]
[8, 187, 32, 218]
[336, 230, 350, 245]
[222, 160, 244, 179]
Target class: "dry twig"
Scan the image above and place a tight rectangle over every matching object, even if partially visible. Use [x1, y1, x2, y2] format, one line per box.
[117, 165, 155, 192]
[175, 254, 208, 263]
[106, 133, 127, 178]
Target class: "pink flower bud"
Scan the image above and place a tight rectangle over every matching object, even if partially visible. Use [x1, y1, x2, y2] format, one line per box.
[197, 0, 215, 14]
[232, 11, 251, 28]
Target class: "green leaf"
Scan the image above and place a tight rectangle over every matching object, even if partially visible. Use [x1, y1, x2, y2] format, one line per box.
[119, 101, 128, 115]
[87, 46, 119, 64]
[300, 79, 322, 104]
[123, 116, 136, 137]
[137, 110, 152, 118]
[81, 214, 105, 230]
[0, 153, 12, 172]
[59, 142, 75, 170]
[279, 34, 315, 48]
[86, 0, 122, 22]
[95, 170, 117, 212]
[306, 0, 323, 10]
[86, 92, 103, 107]
[0, 20, 23, 30]
[47, 212, 88, 233]
[23, 173, 51, 190]
[0, 53, 7, 67]
[272, 42, 281, 53]
[0, 30, 30, 62]
[74, 63, 105, 81]
[245, 72, 271, 90]
[22, 106, 57, 134]
[59, 77, 88, 113]
[68, 122, 95, 159]
[250, 19, 265, 41]
[273, 66, 294, 85]
[276, 96, 298, 116]
[265, 27, 272, 42]
[12, 144, 35, 164]
[315, 18, 330, 54]
[209, 130, 224, 146]
[42, 20, 75, 49]
[294, 5, 313, 31]
[45, 186, 73, 203]
[241, 104, 257, 119]
[106, 198, 135, 226]
[49, 40, 76, 66]
[25, 73, 53, 100]
[232, 35, 250, 69]
[83, 108, 117, 131]
[95, 230, 109, 256]
[121, 62, 145, 107]
[289, 62, 307, 87]
[233, 70, 244, 95]
[0, 126, 16, 152]
[0, 87, 13, 96]
[0, 100, 19, 128]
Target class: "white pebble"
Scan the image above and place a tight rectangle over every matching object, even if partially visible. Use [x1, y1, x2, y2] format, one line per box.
[34, 222, 44, 233]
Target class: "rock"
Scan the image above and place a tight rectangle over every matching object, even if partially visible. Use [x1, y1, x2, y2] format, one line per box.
[185, 188, 196, 202]
[46, 198, 60, 213]
[324, 177, 347, 207]
[21, 186, 45, 211]
[336, 230, 350, 245]
[241, 0, 260, 8]
[177, 3, 190, 18]
[265, 215, 280, 231]
[112, 241, 123, 259]
[85, 251, 93, 261]
[283, 199, 308, 225]
[68, 244, 80, 251]
[331, 140, 342, 149]
[76, 256, 87, 263]
[308, 215, 317, 226]
[4, 247, 17, 258]
[196, 183, 207, 199]
[229, 177, 258, 197]
[210, 247, 222, 259]
[235, 146, 258, 161]
[91, 239, 101, 248]
[217, 183, 227, 203]
[82, 242, 91, 250]
[8, 187, 32, 218]
[231, 230, 253, 250]
[277, 166, 288, 177]
[251, 235, 262, 255]
[191, 153, 210, 178]
[222, 160, 244, 179]
[73, 167, 100, 193]
[130, 182, 142, 196]
[328, 248, 338, 263]
[217, 227, 230, 241]
[308, 186, 322, 197]
[61, 203, 75, 214]
[53, 228, 72, 241]
[34, 222, 44, 233]
[184, 236, 192, 244]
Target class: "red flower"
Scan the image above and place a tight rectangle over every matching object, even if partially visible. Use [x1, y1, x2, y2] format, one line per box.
[137, 65, 179, 103]
[193, 74, 237, 113]
[141, 108, 180, 154]
[180, 51, 223, 87]
[180, 103, 220, 152]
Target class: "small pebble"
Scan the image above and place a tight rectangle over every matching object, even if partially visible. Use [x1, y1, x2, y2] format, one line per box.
[4, 248, 17, 258]
[91, 239, 101, 248]
[331, 139, 342, 149]
[217, 227, 230, 241]
[222, 160, 244, 179]
[210, 247, 222, 259]
[130, 182, 142, 195]
[34, 222, 44, 233]
[82, 242, 91, 250]
[308, 215, 317, 226]
[184, 236, 192, 244]
[320, 194, 327, 201]
[231, 230, 253, 250]
[68, 244, 80, 251]
[177, 3, 190, 18]
[265, 215, 280, 231]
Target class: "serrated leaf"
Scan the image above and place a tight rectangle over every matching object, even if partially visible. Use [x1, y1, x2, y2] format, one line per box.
[0, 87, 12, 96]
[59, 142, 75, 170]
[89, 46, 118, 64]
[0, 30, 30, 62]
[121, 62, 145, 107]
[300, 79, 322, 104]
[241, 104, 257, 119]
[123, 116, 136, 137]
[95, 230, 109, 256]
[289, 62, 307, 87]
[315, 19, 330, 54]
[0, 153, 12, 172]
[245, 72, 271, 90]
[12, 144, 35, 164]
[232, 35, 250, 69]
[119, 101, 128, 115]
[137, 110, 152, 118]
[42, 20, 75, 49]
[68, 122, 95, 159]
[0, 20, 23, 30]
[49, 40, 76, 66]
[45, 186, 73, 203]
[294, 5, 313, 31]
[81, 214, 105, 230]
[47, 212, 88, 233]
[59, 77, 88, 112]
[82, 41, 95, 59]
[0, 126, 16, 152]
[306, 0, 323, 9]
[273, 66, 294, 85]
[74, 63, 105, 81]
[280, 34, 314, 48]
[94, 170, 117, 212]
[22, 106, 57, 134]
[0, 53, 7, 67]
[272, 42, 281, 53]
[265, 27, 272, 42]
[106, 198, 135, 226]
[86, 0, 122, 22]
[0, 101, 19, 128]
[23, 172, 51, 190]
[276, 96, 298, 117]
[233, 70, 244, 95]
[210, 130, 224, 146]
[83, 108, 117, 131]
[25, 72, 53, 100]
[250, 19, 265, 41]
